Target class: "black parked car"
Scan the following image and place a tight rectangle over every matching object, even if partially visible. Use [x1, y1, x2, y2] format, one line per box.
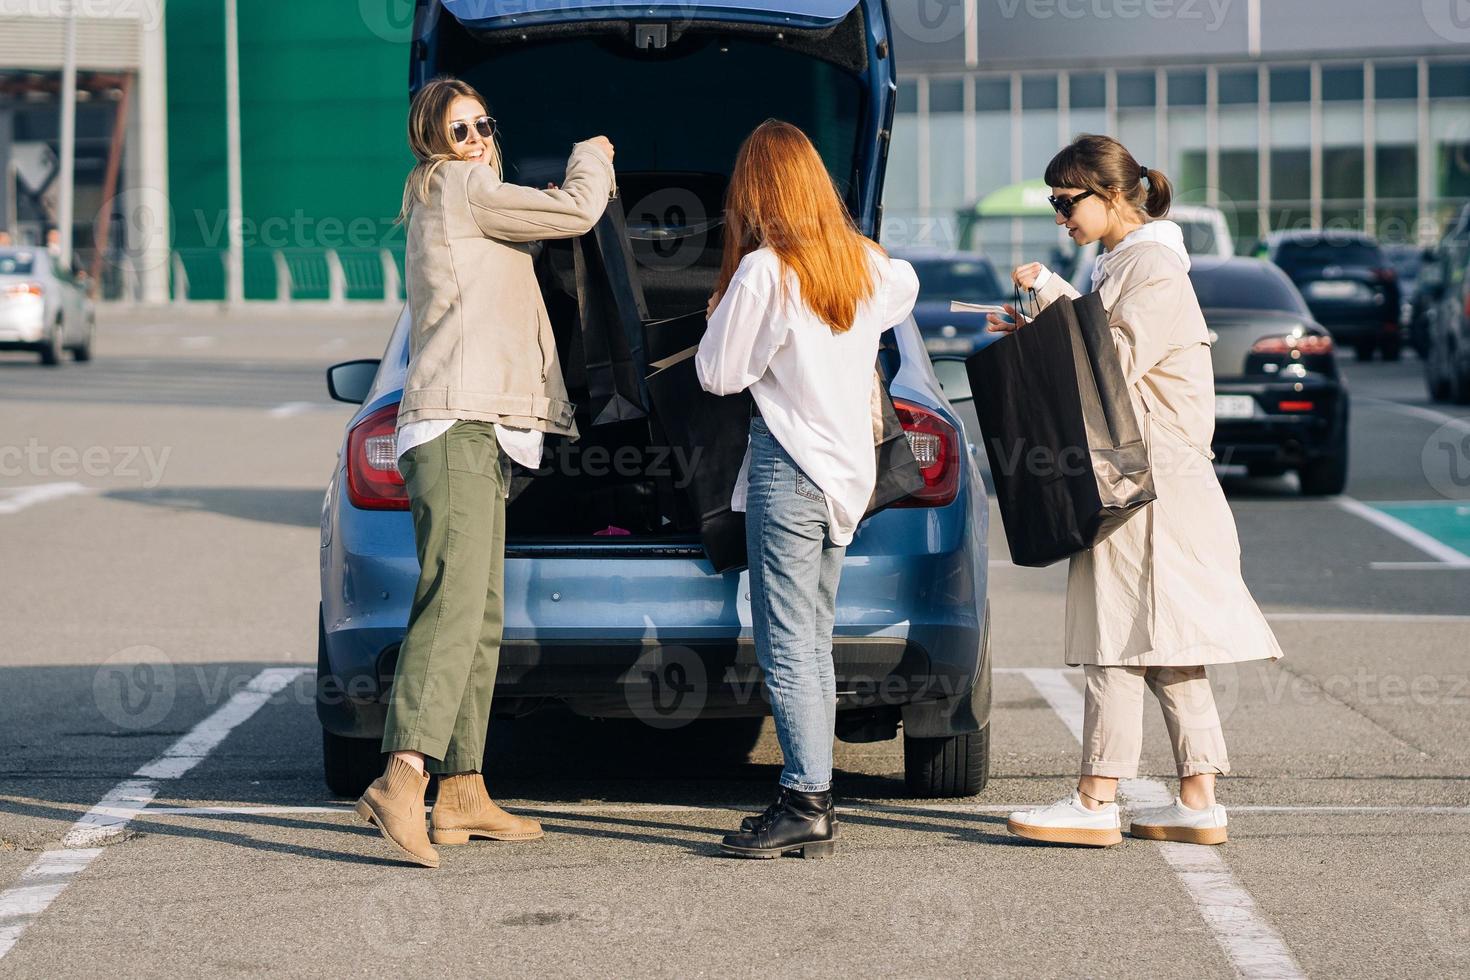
[1190, 256, 1350, 495]
[892, 249, 1006, 358]
[1420, 204, 1470, 403]
[1258, 230, 1402, 362]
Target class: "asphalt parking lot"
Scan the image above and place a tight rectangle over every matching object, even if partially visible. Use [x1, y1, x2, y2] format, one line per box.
[2, 307, 1468, 977]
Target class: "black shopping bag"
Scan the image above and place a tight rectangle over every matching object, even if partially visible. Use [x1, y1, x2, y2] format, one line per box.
[647, 349, 925, 573]
[574, 197, 650, 425]
[965, 289, 1155, 567]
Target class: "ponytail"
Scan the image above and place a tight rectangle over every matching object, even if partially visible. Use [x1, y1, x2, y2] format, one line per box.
[1046, 134, 1172, 220]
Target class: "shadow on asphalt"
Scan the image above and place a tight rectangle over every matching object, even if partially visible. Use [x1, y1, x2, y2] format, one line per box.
[105, 487, 324, 528]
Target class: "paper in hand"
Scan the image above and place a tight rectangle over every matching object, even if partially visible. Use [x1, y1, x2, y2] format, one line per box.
[949, 300, 1009, 315]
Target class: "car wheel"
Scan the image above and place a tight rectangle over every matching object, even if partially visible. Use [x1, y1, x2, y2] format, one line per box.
[1381, 338, 1402, 362]
[1353, 340, 1376, 362]
[70, 319, 94, 363]
[38, 322, 63, 366]
[1426, 343, 1452, 401]
[902, 724, 990, 798]
[1298, 443, 1349, 496]
[323, 727, 382, 798]
[1452, 356, 1470, 407]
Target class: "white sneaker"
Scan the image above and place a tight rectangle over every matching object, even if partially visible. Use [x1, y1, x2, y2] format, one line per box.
[1007, 792, 1122, 847]
[1129, 797, 1228, 845]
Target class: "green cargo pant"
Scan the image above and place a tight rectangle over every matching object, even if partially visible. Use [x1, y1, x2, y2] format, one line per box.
[381, 420, 507, 774]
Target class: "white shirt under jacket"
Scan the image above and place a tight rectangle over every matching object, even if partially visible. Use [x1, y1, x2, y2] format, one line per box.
[694, 245, 920, 547]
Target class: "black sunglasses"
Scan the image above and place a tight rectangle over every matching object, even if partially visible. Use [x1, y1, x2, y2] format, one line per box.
[449, 115, 496, 144]
[1048, 189, 1095, 219]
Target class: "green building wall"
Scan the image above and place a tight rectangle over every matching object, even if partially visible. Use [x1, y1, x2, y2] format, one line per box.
[164, 1, 414, 300]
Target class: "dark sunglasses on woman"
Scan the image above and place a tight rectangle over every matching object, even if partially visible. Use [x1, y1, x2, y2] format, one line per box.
[1048, 189, 1094, 219]
[450, 115, 496, 144]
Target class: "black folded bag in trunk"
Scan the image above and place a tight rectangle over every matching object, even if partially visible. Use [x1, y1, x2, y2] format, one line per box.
[965, 289, 1155, 567]
[647, 349, 925, 573]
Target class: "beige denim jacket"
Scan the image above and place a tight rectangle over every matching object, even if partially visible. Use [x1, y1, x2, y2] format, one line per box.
[397, 140, 616, 440]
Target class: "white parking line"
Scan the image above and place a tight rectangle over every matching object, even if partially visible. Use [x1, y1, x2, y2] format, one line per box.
[0, 482, 88, 516]
[1358, 396, 1470, 436]
[266, 402, 319, 418]
[1019, 668, 1305, 980]
[1336, 496, 1470, 567]
[0, 667, 308, 961]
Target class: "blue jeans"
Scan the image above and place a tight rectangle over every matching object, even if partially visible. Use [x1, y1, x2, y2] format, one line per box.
[745, 416, 846, 793]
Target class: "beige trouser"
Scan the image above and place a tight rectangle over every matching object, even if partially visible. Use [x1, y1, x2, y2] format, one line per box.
[1081, 665, 1230, 778]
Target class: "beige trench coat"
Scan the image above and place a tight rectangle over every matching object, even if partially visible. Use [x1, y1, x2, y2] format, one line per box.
[1034, 242, 1285, 667]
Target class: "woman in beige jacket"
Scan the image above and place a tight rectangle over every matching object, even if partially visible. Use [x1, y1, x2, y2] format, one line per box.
[993, 135, 1284, 848]
[354, 77, 615, 868]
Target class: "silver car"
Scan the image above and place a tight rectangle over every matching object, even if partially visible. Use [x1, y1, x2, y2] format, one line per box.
[0, 247, 95, 365]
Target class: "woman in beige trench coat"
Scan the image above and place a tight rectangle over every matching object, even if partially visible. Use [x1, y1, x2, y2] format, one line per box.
[993, 135, 1284, 848]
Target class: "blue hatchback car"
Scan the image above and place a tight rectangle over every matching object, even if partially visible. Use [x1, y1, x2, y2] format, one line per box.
[317, 0, 993, 798]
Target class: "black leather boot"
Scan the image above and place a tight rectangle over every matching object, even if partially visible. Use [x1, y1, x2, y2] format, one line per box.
[721, 788, 836, 859]
[739, 787, 841, 834]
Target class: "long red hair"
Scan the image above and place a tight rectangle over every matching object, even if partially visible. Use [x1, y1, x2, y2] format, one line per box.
[717, 119, 884, 334]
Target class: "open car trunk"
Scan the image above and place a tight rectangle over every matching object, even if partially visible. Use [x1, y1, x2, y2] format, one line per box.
[421, 2, 904, 555]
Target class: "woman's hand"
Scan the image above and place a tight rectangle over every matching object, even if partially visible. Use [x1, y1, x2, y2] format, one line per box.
[586, 135, 615, 163]
[985, 303, 1021, 334]
[1011, 261, 1047, 290]
[706, 289, 723, 320]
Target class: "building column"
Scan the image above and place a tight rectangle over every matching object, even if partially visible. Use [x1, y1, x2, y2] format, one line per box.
[137, 1, 170, 304]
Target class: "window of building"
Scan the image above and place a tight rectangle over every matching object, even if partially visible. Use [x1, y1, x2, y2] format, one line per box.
[1429, 62, 1470, 99]
[897, 79, 918, 114]
[975, 77, 1010, 112]
[1323, 146, 1365, 201]
[1168, 71, 1206, 107]
[1322, 66, 1363, 102]
[1374, 64, 1417, 100]
[1270, 68, 1311, 103]
[1218, 69, 1258, 105]
[930, 79, 964, 114]
[1022, 76, 1058, 110]
[1070, 73, 1105, 110]
[1117, 71, 1155, 108]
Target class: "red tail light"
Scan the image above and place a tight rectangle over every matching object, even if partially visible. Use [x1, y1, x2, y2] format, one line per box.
[345, 403, 408, 510]
[4, 282, 43, 298]
[1278, 400, 1316, 412]
[1372, 267, 1397, 283]
[892, 399, 961, 508]
[1251, 334, 1334, 356]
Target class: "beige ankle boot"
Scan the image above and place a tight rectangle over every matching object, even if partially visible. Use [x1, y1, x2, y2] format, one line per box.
[430, 773, 543, 844]
[355, 755, 439, 867]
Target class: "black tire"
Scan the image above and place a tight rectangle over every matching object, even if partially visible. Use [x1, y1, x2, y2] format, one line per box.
[1426, 346, 1452, 402]
[1353, 340, 1376, 362]
[38, 323, 63, 366]
[903, 724, 990, 798]
[322, 727, 382, 798]
[70, 321, 93, 362]
[1298, 446, 1349, 496]
[1381, 338, 1402, 362]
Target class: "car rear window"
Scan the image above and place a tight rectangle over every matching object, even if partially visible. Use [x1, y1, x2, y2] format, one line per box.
[911, 258, 1003, 303]
[1178, 220, 1219, 255]
[1189, 263, 1310, 315]
[1276, 239, 1383, 267]
[0, 253, 35, 276]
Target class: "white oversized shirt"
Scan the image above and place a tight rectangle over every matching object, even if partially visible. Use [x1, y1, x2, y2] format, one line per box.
[694, 245, 920, 546]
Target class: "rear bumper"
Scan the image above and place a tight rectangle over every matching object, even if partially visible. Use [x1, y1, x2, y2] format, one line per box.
[1212, 380, 1347, 466]
[0, 297, 46, 343]
[1307, 306, 1399, 340]
[319, 462, 992, 740]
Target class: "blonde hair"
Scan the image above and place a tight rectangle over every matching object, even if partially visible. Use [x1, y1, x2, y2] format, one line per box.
[394, 76, 505, 226]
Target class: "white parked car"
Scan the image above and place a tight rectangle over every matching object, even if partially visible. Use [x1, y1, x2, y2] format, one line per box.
[1068, 204, 1235, 291]
[0, 247, 95, 365]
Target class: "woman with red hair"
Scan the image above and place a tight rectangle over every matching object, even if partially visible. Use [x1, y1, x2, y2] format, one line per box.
[696, 119, 919, 859]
